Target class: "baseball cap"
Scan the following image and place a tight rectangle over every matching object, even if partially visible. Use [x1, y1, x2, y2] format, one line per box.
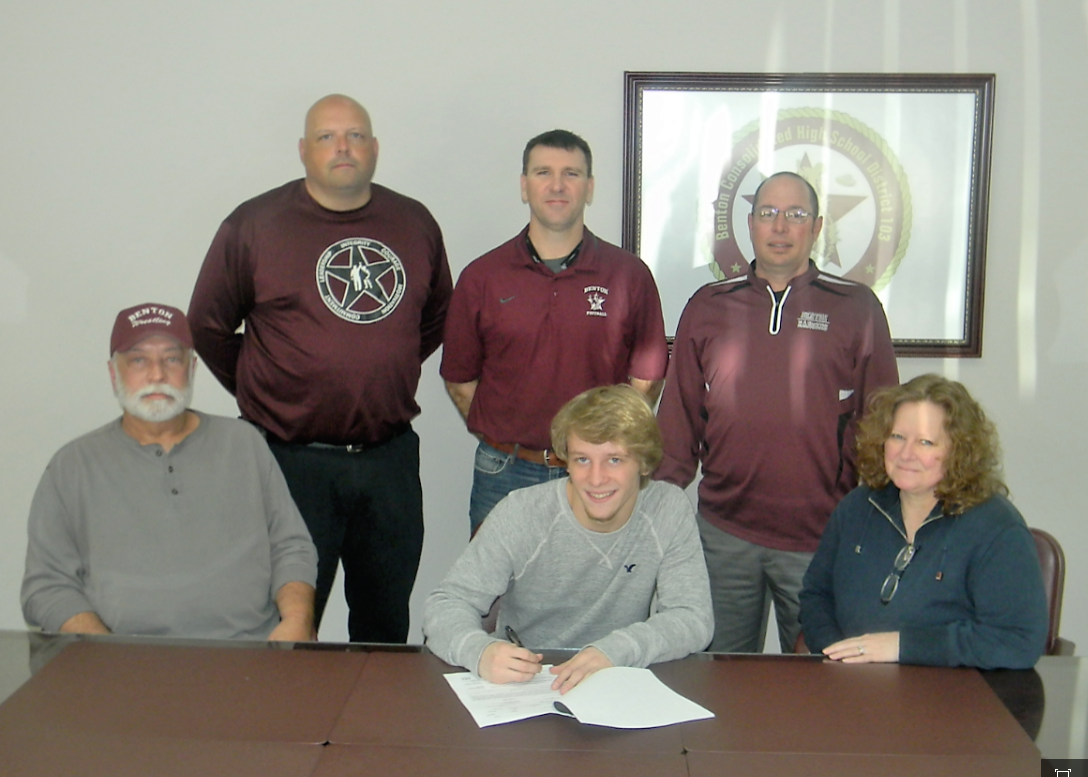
[110, 303, 193, 355]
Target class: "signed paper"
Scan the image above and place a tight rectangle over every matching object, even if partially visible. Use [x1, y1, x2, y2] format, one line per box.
[443, 665, 714, 729]
[444, 665, 565, 727]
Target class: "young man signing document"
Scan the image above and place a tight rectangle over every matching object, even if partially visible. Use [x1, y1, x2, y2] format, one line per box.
[423, 385, 712, 693]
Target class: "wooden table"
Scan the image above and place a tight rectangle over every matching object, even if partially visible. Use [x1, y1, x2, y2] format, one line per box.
[0, 632, 1063, 776]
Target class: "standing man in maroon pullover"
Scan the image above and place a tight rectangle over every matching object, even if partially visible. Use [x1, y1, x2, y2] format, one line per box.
[656, 172, 898, 654]
[188, 94, 453, 642]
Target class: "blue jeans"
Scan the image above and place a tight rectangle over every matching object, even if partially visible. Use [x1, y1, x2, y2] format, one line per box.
[469, 441, 568, 534]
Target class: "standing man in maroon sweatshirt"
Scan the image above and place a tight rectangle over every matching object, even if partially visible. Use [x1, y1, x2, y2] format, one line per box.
[656, 171, 898, 654]
[188, 94, 452, 643]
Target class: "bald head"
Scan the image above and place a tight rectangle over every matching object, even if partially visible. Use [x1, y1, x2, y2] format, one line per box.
[299, 94, 379, 211]
[303, 94, 372, 139]
[752, 171, 819, 219]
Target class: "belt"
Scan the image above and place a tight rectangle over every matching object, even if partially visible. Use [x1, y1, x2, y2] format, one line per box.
[260, 422, 411, 453]
[483, 437, 567, 468]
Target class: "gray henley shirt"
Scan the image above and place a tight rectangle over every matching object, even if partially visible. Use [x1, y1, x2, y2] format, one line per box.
[21, 411, 317, 639]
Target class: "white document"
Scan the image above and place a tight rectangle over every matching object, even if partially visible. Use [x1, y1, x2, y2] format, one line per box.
[444, 665, 565, 727]
[443, 665, 714, 729]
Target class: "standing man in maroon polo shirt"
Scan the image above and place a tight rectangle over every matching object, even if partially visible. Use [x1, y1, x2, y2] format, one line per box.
[188, 94, 453, 642]
[442, 129, 668, 534]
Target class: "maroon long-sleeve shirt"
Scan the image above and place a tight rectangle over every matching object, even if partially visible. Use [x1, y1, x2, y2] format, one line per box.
[656, 261, 899, 552]
[189, 180, 452, 445]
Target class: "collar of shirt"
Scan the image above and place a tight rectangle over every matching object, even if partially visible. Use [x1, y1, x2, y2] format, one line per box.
[526, 234, 583, 272]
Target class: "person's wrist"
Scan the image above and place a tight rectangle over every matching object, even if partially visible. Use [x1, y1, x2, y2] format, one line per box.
[278, 612, 314, 636]
[478, 642, 500, 680]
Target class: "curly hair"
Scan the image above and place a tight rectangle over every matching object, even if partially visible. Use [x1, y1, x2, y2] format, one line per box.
[855, 374, 1007, 514]
[550, 385, 662, 488]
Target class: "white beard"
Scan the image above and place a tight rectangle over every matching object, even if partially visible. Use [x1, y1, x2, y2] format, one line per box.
[113, 375, 194, 423]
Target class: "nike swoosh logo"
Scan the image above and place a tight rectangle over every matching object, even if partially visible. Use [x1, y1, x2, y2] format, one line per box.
[500, 296, 516, 304]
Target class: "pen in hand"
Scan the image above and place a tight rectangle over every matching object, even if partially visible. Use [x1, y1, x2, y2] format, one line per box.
[479, 625, 542, 684]
[505, 625, 525, 648]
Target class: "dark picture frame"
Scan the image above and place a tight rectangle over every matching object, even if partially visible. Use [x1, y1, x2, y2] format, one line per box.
[622, 72, 996, 357]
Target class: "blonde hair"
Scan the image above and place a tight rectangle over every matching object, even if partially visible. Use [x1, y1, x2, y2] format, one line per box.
[550, 385, 663, 487]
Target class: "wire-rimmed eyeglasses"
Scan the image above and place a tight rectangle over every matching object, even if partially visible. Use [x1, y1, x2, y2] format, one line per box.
[754, 206, 813, 224]
[880, 543, 916, 604]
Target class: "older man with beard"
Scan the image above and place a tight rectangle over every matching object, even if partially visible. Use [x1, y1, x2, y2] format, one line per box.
[21, 303, 318, 641]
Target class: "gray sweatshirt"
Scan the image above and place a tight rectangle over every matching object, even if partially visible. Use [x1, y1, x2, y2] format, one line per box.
[423, 479, 713, 674]
[22, 412, 317, 639]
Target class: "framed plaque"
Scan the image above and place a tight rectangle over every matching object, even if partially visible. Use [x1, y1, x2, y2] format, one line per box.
[623, 72, 996, 357]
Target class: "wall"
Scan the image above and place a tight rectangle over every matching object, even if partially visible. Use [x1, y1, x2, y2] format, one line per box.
[1, 0, 1084, 652]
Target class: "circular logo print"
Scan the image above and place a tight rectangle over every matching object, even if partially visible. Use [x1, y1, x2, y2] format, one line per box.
[315, 238, 407, 324]
[707, 108, 911, 292]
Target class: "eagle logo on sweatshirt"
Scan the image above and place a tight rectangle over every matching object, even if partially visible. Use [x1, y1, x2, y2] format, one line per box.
[316, 238, 406, 324]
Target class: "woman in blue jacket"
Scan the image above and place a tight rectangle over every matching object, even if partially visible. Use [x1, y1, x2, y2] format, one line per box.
[799, 374, 1047, 669]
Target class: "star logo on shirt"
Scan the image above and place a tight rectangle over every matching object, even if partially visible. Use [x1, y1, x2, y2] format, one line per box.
[316, 238, 407, 324]
[584, 285, 609, 318]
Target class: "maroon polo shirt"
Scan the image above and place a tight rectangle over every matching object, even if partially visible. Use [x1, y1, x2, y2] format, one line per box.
[441, 227, 667, 451]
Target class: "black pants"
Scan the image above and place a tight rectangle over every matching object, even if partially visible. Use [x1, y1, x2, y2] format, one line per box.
[267, 428, 424, 643]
